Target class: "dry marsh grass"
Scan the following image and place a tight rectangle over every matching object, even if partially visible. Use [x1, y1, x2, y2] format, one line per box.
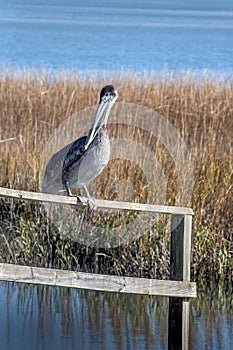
[0, 69, 232, 283]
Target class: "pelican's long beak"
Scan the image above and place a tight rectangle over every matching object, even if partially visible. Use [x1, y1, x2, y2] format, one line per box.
[84, 89, 118, 150]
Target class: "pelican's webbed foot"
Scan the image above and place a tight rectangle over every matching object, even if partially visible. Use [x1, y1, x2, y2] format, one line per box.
[77, 196, 97, 211]
[64, 183, 97, 211]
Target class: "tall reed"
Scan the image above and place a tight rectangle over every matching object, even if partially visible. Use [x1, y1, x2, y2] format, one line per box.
[0, 69, 232, 283]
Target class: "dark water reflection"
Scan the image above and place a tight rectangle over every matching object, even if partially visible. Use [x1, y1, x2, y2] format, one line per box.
[190, 284, 233, 349]
[0, 282, 168, 350]
[0, 282, 233, 350]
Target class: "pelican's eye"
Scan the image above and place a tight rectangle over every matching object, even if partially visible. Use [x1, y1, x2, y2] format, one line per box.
[102, 92, 113, 102]
[105, 92, 112, 97]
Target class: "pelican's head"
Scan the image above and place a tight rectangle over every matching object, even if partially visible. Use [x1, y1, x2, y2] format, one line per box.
[99, 85, 118, 104]
[85, 85, 118, 150]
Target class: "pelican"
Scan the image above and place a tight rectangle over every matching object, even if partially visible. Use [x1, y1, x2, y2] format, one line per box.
[42, 85, 118, 209]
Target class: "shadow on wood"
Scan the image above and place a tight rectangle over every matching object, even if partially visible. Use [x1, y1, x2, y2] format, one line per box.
[168, 215, 192, 349]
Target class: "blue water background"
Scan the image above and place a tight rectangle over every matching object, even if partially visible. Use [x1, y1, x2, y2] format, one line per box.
[1, 0, 233, 75]
[1, 282, 233, 350]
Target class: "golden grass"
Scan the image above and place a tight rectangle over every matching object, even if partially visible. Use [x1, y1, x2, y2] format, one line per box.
[0, 68, 232, 282]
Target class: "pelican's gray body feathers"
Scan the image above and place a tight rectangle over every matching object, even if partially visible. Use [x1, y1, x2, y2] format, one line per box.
[62, 128, 110, 190]
[42, 143, 70, 194]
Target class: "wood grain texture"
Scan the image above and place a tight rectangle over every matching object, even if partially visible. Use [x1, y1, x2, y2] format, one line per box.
[0, 187, 194, 215]
[183, 215, 192, 282]
[0, 263, 197, 298]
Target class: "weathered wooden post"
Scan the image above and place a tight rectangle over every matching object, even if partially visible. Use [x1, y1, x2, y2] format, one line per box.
[168, 214, 192, 350]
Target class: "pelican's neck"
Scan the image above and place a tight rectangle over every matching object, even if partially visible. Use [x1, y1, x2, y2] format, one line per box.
[85, 101, 113, 150]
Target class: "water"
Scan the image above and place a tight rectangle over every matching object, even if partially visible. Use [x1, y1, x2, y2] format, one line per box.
[0, 282, 233, 350]
[0, 282, 167, 350]
[1, 0, 233, 75]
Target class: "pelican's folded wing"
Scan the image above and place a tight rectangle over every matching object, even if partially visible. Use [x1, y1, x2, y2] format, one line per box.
[42, 143, 71, 194]
[62, 135, 87, 176]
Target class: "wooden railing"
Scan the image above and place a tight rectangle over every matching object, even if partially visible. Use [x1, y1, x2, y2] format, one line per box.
[0, 186, 196, 349]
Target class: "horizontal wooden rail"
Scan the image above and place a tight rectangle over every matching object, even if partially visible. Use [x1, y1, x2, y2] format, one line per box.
[0, 187, 194, 215]
[0, 186, 196, 299]
[0, 263, 197, 298]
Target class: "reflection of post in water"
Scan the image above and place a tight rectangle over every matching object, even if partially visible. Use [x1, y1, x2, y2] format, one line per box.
[168, 214, 192, 350]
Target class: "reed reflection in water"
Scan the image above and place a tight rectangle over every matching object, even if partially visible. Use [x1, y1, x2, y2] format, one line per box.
[1, 281, 233, 349]
[0, 281, 168, 350]
[190, 284, 233, 349]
